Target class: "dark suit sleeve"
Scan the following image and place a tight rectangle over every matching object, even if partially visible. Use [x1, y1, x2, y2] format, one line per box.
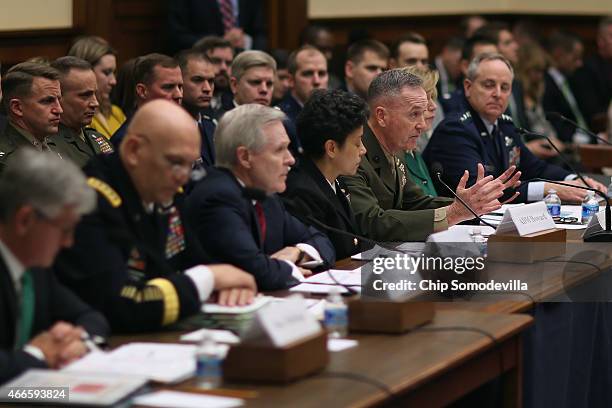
[0, 350, 47, 384]
[167, 0, 201, 51]
[187, 186, 296, 291]
[277, 199, 335, 269]
[54, 199, 202, 333]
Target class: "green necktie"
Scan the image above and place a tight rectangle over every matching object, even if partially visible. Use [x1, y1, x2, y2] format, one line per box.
[560, 79, 588, 129]
[16, 270, 35, 348]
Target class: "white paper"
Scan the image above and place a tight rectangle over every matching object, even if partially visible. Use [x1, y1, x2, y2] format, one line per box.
[327, 339, 358, 352]
[64, 343, 197, 384]
[180, 328, 241, 344]
[495, 201, 556, 236]
[202, 295, 272, 314]
[290, 269, 362, 294]
[256, 297, 322, 347]
[132, 390, 243, 408]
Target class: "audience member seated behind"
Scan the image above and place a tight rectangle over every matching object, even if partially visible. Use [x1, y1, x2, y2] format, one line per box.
[110, 54, 184, 147]
[424, 53, 606, 204]
[515, 42, 567, 161]
[0, 149, 109, 384]
[186, 104, 335, 291]
[68, 36, 126, 139]
[282, 89, 371, 260]
[54, 100, 256, 333]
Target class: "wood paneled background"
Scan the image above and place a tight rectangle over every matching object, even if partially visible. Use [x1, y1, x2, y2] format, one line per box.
[0, 0, 604, 72]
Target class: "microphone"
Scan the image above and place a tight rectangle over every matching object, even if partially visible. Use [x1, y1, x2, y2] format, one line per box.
[545, 112, 612, 146]
[528, 177, 611, 242]
[517, 127, 590, 187]
[430, 162, 496, 229]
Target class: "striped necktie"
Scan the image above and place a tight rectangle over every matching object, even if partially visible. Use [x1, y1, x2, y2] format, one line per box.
[219, 0, 235, 33]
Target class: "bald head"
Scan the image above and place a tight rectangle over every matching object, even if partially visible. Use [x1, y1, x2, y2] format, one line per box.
[121, 100, 201, 204]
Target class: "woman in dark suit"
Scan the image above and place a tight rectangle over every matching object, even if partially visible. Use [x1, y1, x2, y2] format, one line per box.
[281, 89, 371, 260]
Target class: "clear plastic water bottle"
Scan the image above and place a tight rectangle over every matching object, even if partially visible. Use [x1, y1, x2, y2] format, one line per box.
[470, 227, 488, 258]
[195, 333, 223, 389]
[581, 191, 599, 224]
[544, 189, 561, 217]
[324, 287, 348, 338]
[607, 177, 612, 200]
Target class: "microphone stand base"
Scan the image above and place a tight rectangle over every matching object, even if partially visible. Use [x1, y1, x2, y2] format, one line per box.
[584, 230, 612, 242]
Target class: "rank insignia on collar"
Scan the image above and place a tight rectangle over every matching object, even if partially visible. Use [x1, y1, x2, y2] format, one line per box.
[500, 114, 513, 122]
[87, 177, 122, 207]
[505, 136, 514, 147]
[460, 111, 472, 122]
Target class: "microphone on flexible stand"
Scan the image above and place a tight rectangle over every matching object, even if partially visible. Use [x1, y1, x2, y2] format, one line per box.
[528, 178, 611, 242]
[545, 112, 612, 146]
[517, 127, 590, 187]
[429, 162, 496, 229]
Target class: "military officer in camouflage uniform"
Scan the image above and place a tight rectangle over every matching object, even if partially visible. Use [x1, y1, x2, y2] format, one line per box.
[50, 57, 114, 168]
[343, 69, 521, 242]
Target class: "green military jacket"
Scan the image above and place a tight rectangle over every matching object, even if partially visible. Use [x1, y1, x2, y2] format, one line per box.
[0, 124, 34, 172]
[342, 124, 453, 242]
[52, 124, 114, 168]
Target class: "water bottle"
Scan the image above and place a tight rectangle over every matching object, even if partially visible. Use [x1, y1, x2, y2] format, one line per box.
[195, 333, 223, 389]
[470, 227, 488, 258]
[324, 287, 348, 338]
[544, 189, 561, 217]
[607, 177, 612, 200]
[581, 191, 599, 225]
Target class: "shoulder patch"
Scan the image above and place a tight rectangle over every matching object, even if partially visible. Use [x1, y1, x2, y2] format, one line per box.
[459, 111, 472, 122]
[87, 177, 122, 207]
[500, 114, 513, 122]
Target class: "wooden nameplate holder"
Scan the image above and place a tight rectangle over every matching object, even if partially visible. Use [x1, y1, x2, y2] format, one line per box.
[223, 330, 329, 383]
[348, 298, 434, 334]
[487, 228, 567, 263]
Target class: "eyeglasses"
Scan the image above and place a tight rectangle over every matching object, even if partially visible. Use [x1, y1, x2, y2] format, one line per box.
[552, 216, 580, 225]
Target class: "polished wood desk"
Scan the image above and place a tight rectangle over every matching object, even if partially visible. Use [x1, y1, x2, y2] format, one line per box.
[116, 310, 531, 408]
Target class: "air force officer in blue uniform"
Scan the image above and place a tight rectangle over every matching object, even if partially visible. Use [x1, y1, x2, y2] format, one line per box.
[424, 53, 606, 203]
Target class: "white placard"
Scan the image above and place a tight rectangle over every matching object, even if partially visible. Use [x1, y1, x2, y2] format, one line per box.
[495, 201, 556, 236]
[256, 297, 321, 347]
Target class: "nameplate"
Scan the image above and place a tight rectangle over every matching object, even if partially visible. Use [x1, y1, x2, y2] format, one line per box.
[496, 201, 556, 236]
[257, 297, 321, 347]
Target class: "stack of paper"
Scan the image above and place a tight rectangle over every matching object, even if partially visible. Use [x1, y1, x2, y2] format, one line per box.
[64, 343, 197, 384]
[198, 296, 274, 334]
[290, 268, 362, 294]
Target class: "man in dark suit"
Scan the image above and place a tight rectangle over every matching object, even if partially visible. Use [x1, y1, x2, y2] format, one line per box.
[0, 148, 109, 384]
[166, 0, 266, 54]
[543, 31, 593, 144]
[177, 49, 217, 167]
[187, 104, 335, 291]
[277, 45, 329, 157]
[570, 17, 612, 133]
[50, 57, 114, 168]
[425, 53, 606, 203]
[343, 68, 521, 242]
[111, 54, 183, 148]
[54, 100, 256, 333]
[282, 89, 371, 260]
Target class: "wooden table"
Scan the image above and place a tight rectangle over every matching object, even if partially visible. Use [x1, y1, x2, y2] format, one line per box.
[117, 310, 532, 408]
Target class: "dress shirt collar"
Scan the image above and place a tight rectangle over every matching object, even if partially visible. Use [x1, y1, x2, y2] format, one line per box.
[478, 114, 498, 136]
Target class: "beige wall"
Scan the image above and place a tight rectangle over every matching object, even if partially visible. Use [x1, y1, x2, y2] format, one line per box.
[308, 0, 611, 18]
[0, 0, 72, 31]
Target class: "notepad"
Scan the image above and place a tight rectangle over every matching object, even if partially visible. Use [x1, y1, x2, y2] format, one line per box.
[132, 390, 243, 408]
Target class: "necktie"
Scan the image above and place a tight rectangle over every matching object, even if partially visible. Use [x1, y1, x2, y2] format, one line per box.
[219, 0, 235, 33]
[16, 270, 35, 348]
[254, 202, 266, 243]
[559, 79, 588, 129]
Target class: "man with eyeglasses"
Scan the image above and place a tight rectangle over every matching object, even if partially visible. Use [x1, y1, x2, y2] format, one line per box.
[54, 100, 256, 333]
[1, 148, 109, 383]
